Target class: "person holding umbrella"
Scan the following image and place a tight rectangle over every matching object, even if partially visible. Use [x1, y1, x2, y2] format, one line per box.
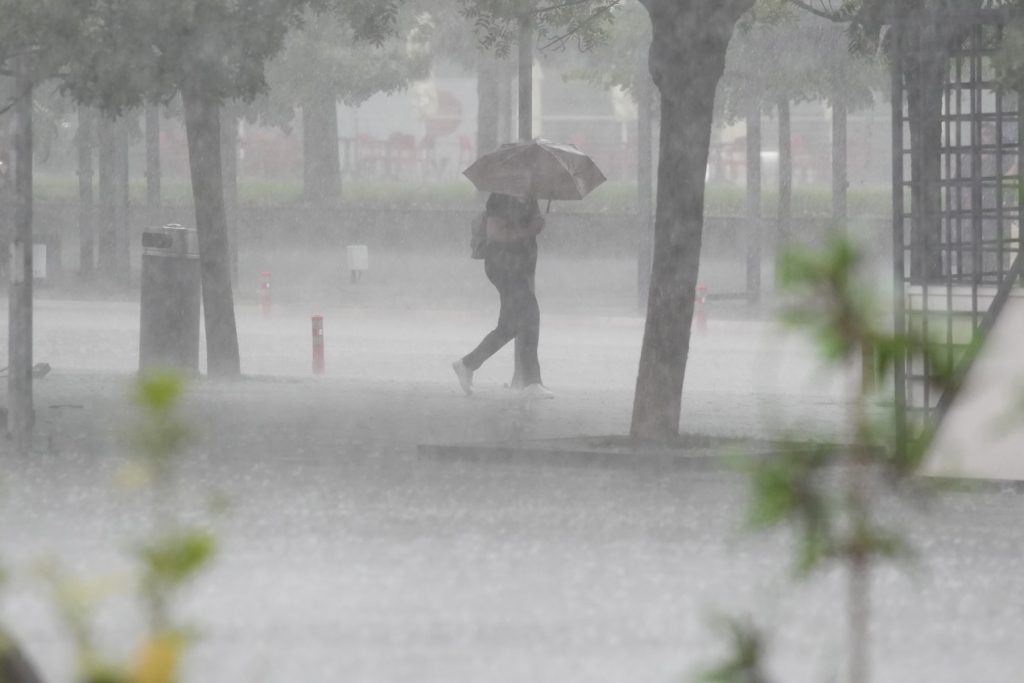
[452, 191, 551, 398]
[452, 139, 606, 398]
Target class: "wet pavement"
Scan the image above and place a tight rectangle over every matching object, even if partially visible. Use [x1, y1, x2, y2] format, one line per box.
[1, 297, 1022, 682]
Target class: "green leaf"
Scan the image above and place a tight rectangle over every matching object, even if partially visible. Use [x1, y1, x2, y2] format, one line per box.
[134, 372, 185, 415]
[81, 661, 132, 683]
[137, 529, 216, 589]
[794, 519, 833, 575]
[694, 614, 773, 683]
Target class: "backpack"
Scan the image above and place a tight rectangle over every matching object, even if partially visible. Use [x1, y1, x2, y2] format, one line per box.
[470, 212, 487, 259]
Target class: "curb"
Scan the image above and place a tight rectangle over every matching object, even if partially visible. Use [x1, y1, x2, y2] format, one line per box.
[417, 434, 779, 471]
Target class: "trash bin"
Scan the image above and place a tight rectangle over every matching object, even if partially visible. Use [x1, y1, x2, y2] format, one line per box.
[139, 224, 200, 373]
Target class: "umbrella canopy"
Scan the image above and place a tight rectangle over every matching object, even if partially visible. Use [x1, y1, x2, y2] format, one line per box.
[463, 138, 607, 201]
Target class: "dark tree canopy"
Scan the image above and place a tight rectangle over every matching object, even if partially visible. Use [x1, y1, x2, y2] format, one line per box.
[62, 0, 312, 111]
[253, 5, 431, 129]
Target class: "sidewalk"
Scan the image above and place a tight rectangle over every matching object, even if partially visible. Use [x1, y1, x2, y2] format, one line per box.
[21, 297, 853, 457]
[2, 303, 1023, 683]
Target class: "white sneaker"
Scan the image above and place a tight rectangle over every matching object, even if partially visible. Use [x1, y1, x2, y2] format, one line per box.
[521, 383, 554, 399]
[452, 360, 474, 395]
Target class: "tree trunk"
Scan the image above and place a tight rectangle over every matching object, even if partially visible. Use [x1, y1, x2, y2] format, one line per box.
[77, 106, 96, 278]
[182, 86, 241, 377]
[114, 116, 131, 283]
[221, 108, 240, 286]
[831, 87, 848, 232]
[496, 60, 514, 144]
[631, 0, 753, 440]
[477, 57, 500, 157]
[517, 13, 534, 142]
[8, 56, 33, 455]
[746, 104, 762, 304]
[637, 54, 655, 311]
[96, 115, 116, 277]
[778, 98, 793, 247]
[512, 12, 535, 388]
[302, 93, 342, 206]
[145, 102, 162, 227]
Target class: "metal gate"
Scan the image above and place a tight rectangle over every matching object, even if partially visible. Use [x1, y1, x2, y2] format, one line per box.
[892, 5, 1024, 428]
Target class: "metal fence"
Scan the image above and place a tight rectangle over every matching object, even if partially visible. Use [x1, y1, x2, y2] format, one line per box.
[893, 5, 1024, 427]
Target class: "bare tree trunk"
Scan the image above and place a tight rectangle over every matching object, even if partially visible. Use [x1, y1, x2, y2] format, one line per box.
[97, 115, 116, 277]
[831, 88, 848, 232]
[847, 373, 872, 683]
[848, 548, 871, 683]
[512, 12, 535, 388]
[637, 54, 655, 311]
[221, 107, 239, 286]
[477, 57, 500, 157]
[8, 56, 33, 455]
[145, 102, 162, 226]
[517, 14, 533, 142]
[631, 0, 753, 440]
[778, 98, 792, 247]
[302, 93, 342, 206]
[496, 60, 514, 144]
[77, 106, 96, 278]
[746, 104, 762, 304]
[114, 116, 131, 283]
[182, 86, 241, 377]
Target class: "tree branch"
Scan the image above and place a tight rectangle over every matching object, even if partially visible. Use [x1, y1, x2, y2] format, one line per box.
[534, 0, 604, 15]
[538, 0, 619, 52]
[785, 0, 851, 23]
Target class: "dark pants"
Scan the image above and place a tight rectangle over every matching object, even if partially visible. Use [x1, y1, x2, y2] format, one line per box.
[462, 259, 542, 385]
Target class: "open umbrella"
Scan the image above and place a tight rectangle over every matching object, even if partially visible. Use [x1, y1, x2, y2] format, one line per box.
[463, 138, 606, 201]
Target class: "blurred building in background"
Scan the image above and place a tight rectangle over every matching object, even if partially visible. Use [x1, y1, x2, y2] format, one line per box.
[29, 61, 893, 193]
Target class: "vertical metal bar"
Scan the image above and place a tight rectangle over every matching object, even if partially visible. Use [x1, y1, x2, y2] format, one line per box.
[920, 22, 933, 416]
[1018, 90, 1023, 278]
[971, 25, 984, 325]
[994, 30, 1006, 284]
[956, 51, 964, 278]
[944, 49, 955, 380]
[892, 19, 907, 441]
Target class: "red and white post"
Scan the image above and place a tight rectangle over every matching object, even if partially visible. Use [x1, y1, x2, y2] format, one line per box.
[312, 314, 325, 375]
[695, 283, 708, 335]
[259, 271, 272, 317]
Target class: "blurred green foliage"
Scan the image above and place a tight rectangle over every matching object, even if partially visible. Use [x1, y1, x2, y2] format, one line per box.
[695, 615, 773, 683]
[700, 235, 958, 682]
[40, 371, 216, 683]
[129, 372, 192, 496]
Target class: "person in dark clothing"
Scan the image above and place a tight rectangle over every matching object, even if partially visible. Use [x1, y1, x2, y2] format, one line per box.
[453, 193, 553, 398]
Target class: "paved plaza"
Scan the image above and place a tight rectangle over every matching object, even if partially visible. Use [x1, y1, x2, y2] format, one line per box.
[0, 287, 1021, 682]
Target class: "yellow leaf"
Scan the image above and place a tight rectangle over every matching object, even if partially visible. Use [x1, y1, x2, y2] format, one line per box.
[117, 462, 152, 492]
[133, 633, 183, 683]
